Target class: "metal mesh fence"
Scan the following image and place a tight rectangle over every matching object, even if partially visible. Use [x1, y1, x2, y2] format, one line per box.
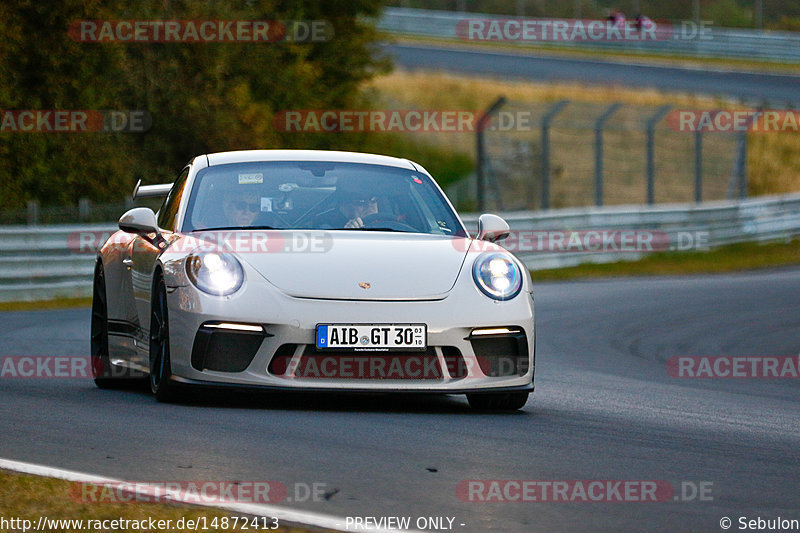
[481, 99, 742, 211]
[0, 102, 750, 223]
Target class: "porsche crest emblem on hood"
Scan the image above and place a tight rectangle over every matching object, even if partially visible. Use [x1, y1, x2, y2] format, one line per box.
[358, 282, 371, 290]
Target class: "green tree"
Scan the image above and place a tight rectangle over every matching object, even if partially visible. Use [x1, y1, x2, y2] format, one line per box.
[0, 0, 387, 209]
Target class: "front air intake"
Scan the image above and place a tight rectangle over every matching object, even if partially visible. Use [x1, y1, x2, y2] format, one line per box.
[190, 323, 266, 372]
[469, 328, 529, 377]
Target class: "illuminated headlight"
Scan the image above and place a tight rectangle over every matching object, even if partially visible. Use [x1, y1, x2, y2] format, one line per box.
[185, 252, 244, 296]
[472, 253, 522, 301]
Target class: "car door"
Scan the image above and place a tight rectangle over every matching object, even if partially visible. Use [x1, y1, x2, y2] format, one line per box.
[129, 166, 190, 361]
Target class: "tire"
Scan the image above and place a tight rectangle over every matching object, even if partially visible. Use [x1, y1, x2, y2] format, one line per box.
[91, 261, 131, 389]
[466, 392, 529, 411]
[149, 272, 179, 402]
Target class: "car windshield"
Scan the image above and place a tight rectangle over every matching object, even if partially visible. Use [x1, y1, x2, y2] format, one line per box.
[181, 161, 467, 236]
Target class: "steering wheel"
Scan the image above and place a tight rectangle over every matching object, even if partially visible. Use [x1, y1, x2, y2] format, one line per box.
[361, 213, 418, 232]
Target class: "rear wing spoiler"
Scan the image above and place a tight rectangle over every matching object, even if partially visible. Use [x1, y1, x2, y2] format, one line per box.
[133, 179, 173, 199]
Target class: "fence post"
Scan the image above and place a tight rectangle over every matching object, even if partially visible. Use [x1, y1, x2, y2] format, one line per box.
[476, 96, 506, 212]
[645, 105, 672, 205]
[695, 130, 703, 202]
[27, 200, 39, 226]
[736, 109, 761, 199]
[540, 99, 569, 210]
[594, 103, 622, 207]
[737, 132, 748, 199]
[476, 128, 485, 212]
[78, 198, 91, 221]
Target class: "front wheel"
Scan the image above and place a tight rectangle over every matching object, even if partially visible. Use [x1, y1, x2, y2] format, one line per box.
[467, 392, 529, 411]
[149, 273, 179, 402]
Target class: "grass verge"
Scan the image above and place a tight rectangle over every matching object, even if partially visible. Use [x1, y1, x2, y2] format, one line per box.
[0, 297, 92, 312]
[0, 469, 320, 533]
[531, 239, 800, 281]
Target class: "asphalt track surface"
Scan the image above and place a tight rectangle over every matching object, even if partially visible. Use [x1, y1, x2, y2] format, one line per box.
[1, 269, 798, 532]
[383, 43, 800, 104]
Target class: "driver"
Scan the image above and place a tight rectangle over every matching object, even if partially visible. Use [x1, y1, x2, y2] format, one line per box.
[314, 190, 378, 229]
[222, 189, 260, 227]
[341, 193, 378, 229]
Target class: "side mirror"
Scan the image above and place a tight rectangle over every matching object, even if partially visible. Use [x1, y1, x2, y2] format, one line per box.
[477, 213, 510, 243]
[119, 207, 159, 235]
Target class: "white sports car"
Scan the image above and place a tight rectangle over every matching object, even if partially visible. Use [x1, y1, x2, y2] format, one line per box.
[91, 150, 535, 410]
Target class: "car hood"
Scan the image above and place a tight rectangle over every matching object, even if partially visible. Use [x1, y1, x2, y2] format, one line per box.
[239, 232, 471, 300]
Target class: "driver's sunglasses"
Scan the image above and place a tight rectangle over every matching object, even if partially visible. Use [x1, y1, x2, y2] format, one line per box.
[231, 201, 260, 212]
[354, 197, 378, 206]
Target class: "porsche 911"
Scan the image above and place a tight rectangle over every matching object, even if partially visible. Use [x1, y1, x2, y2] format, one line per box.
[91, 150, 535, 410]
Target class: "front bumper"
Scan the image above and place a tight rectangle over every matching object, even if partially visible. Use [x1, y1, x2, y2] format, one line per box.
[165, 277, 535, 393]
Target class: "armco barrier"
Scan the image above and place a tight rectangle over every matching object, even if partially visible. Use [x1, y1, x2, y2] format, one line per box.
[0, 224, 115, 302]
[2, 193, 800, 301]
[463, 193, 800, 269]
[378, 7, 800, 64]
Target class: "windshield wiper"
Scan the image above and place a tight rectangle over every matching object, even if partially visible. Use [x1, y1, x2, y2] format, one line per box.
[339, 227, 406, 232]
[190, 225, 278, 232]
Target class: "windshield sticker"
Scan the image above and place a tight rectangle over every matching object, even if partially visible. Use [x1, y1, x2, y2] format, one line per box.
[261, 197, 273, 212]
[238, 173, 263, 184]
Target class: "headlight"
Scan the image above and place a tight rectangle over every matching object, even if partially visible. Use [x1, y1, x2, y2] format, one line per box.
[472, 252, 522, 300]
[185, 252, 244, 296]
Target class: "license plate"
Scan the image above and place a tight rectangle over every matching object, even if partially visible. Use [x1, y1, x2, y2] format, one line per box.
[316, 324, 427, 351]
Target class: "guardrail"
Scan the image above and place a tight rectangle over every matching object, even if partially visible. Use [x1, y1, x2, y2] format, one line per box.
[378, 7, 800, 63]
[0, 224, 114, 302]
[2, 193, 800, 302]
[462, 193, 800, 269]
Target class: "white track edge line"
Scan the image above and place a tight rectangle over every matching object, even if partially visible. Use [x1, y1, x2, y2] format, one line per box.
[0, 458, 421, 533]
